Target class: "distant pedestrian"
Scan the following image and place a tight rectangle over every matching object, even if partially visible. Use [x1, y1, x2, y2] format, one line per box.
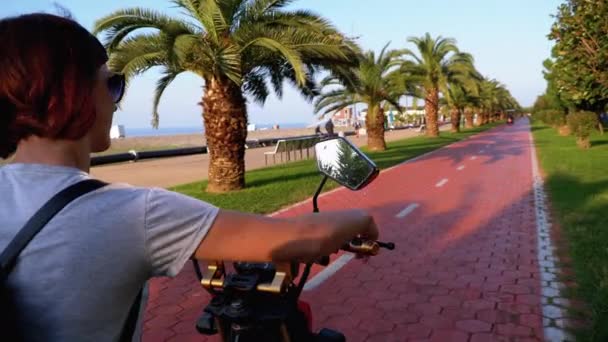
[354, 121, 361, 138]
[325, 119, 335, 136]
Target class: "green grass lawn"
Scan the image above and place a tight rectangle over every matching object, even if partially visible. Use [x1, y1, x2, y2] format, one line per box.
[171, 123, 501, 214]
[532, 122, 608, 341]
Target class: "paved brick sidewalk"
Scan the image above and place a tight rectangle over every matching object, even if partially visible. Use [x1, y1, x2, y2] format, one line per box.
[141, 120, 560, 341]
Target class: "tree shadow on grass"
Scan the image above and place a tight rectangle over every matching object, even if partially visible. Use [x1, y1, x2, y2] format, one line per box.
[246, 169, 320, 188]
[531, 125, 550, 132]
[590, 139, 608, 147]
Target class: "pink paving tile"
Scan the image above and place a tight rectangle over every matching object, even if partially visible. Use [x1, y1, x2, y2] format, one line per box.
[429, 329, 469, 342]
[495, 323, 535, 338]
[454, 319, 492, 333]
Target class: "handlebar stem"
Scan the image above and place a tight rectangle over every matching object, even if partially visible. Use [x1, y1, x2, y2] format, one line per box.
[312, 175, 329, 213]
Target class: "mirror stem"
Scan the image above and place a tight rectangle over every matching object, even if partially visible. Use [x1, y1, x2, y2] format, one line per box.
[312, 175, 329, 213]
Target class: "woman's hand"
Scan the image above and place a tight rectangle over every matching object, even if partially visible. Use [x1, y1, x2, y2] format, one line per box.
[194, 209, 379, 263]
[317, 209, 379, 257]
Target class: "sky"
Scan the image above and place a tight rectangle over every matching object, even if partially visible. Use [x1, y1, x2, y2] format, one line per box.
[4, 0, 563, 129]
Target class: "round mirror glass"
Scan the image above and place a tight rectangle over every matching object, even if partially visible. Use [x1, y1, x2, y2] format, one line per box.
[314, 137, 378, 190]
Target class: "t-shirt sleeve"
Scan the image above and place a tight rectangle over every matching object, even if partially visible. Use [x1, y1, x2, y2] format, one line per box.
[143, 187, 220, 277]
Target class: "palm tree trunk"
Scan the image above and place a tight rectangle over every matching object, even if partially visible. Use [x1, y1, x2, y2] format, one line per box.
[477, 111, 485, 126]
[474, 110, 482, 126]
[202, 77, 248, 193]
[450, 107, 460, 133]
[365, 103, 386, 151]
[457, 109, 463, 130]
[464, 107, 474, 128]
[425, 88, 439, 137]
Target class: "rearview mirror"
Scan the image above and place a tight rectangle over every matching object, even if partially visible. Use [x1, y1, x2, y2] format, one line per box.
[314, 137, 379, 190]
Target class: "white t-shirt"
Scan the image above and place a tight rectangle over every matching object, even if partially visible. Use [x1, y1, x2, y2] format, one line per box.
[0, 163, 219, 341]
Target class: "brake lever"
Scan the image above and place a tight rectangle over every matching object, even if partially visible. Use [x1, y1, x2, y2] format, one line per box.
[315, 241, 395, 266]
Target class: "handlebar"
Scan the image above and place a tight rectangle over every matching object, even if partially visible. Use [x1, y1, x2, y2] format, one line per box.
[200, 238, 396, 294]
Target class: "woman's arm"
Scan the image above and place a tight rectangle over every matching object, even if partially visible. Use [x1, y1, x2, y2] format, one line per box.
[193, 209, 378, 263]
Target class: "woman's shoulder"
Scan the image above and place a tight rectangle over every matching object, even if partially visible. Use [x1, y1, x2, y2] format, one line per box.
[95, 182, 217, 214]
[1, 162, 215, 214]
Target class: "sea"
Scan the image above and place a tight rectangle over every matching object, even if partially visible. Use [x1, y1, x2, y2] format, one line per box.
[124, 122, 309, 137]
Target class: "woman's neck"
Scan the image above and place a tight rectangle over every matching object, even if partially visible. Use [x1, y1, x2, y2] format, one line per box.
[11, 136, 91, 173]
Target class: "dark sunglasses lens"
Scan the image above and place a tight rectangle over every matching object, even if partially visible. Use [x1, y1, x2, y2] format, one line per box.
[108, 74, 125, 103]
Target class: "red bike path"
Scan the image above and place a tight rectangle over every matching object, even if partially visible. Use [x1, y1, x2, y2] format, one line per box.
[142, 119, 549, 341]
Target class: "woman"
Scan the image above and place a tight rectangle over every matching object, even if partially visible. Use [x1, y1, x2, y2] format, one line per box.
[0, 13, 378, 341]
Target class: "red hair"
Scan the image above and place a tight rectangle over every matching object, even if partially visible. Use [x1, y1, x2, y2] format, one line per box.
[0, 13, 108, 158]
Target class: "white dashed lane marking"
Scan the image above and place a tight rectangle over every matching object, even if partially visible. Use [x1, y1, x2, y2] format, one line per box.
[435, 178, 449, 187]
[395, 203, 419, 219]
[303, 253, 355, 291]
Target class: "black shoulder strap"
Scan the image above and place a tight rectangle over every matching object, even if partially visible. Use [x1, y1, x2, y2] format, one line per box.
[0, 179, 107, 280]
[121, 288, 143, 342]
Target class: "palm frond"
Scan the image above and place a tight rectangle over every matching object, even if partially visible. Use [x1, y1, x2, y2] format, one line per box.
[314, 45, 404, 123]
[244, 0, 296, 19]
[170, 0, 205, 26]
[244, 37, 306, 85]
[317, 101, 357, 117]
[107, 34, 168, 77]
[152, 68, 183, 128]
[243, 69, 270, 104]
[196, 0, 230, 43]
[93, 8, 198, 51]
[314, 88, 352, 111]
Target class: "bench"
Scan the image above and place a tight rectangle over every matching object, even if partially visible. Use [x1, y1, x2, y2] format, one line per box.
[264, 139, 288, 165]
[264, 136, 321, 165]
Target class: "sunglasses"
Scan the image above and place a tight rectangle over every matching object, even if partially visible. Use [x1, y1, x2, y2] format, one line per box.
[107, 73, 125, 103]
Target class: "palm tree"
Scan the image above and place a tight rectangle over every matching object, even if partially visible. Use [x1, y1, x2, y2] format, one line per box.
[93, 0, 359, 192]
[444, 71, 481, 132]
[444, 85, 468, 132]
[463, 90, 483, 129]
[400, 33, 476, 137]
[314, 44, 404, 151]
[463, 105, 477, 129]
[477, 78, 518, 124]
[496, 87, 519, 119]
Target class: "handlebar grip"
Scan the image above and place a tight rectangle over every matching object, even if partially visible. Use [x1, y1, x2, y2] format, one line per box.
[343, 240, 380, 255]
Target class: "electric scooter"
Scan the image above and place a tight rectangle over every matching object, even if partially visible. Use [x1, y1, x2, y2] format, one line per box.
[192, 136, 395, 341]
